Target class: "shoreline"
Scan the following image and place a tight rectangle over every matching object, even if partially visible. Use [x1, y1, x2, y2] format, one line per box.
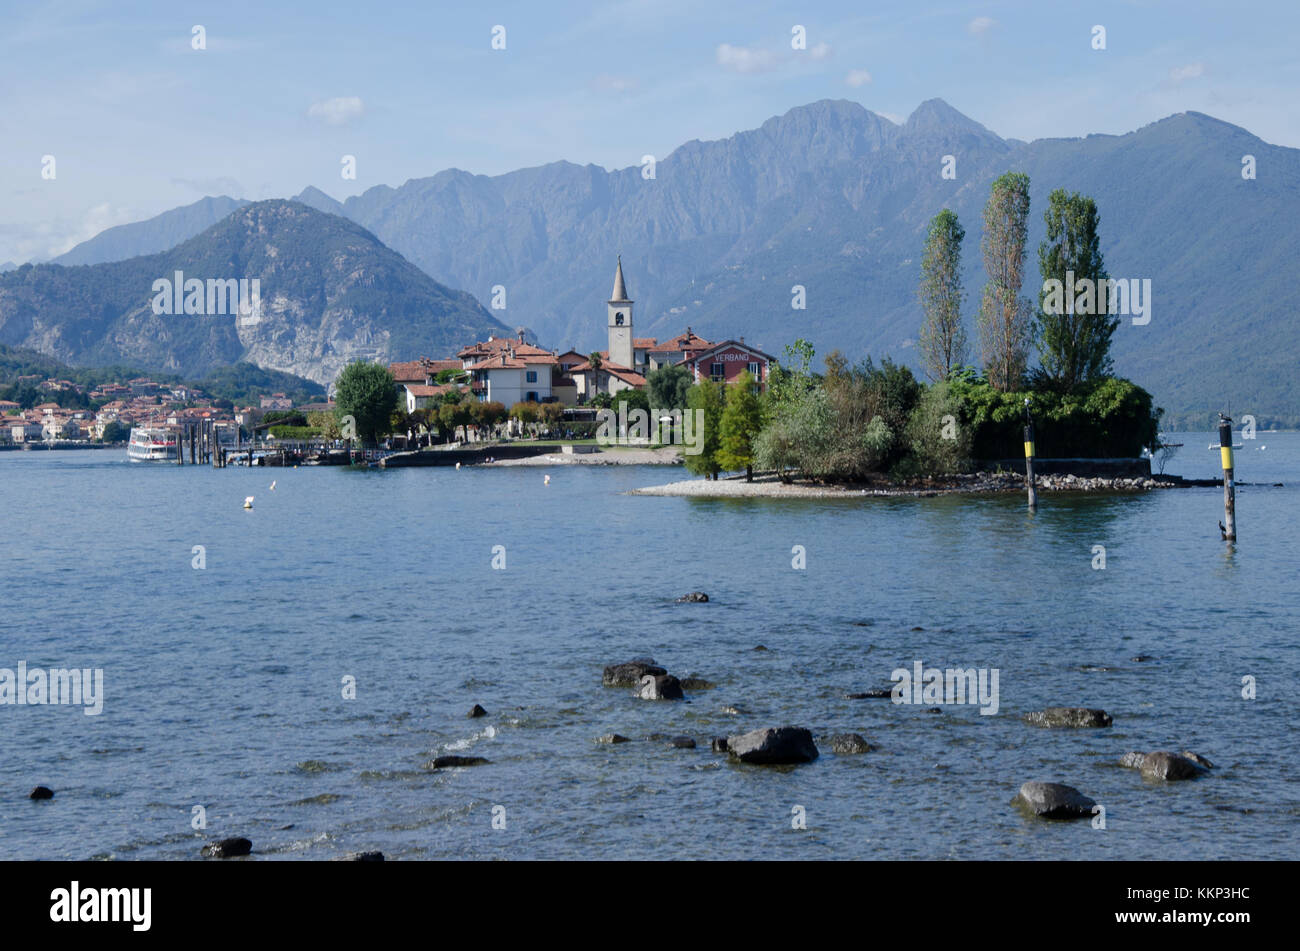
[630, 471, 1205, 499]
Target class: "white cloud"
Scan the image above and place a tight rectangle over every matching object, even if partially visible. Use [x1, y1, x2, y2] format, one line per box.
[846, 69, 873, 88]
[1169, 63, 1206, 83]
[809, 42, 832, 61]
[716, 44, 783, 74]
[968, 16, 996, 36]
[592, 74, 639, 94]
[307, 96, 365, 125]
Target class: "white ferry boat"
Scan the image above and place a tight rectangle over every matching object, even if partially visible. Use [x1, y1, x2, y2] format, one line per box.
[127, 427, 178, 462]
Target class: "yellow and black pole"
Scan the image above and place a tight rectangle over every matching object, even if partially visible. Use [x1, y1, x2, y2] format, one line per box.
[1023, 398, 1037, 512]
[1219, 414, 1236, 542]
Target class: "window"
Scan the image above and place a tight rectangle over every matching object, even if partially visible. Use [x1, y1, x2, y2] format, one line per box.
[710, 362, 724, 381]
[615, 313, 625, 325]
[526, 391, 539, 403]
[526, 370, 537, 383]
[748, 362, 761, 379]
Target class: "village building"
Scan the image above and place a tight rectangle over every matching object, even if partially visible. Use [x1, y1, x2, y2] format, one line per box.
[682, 338, 774, 388]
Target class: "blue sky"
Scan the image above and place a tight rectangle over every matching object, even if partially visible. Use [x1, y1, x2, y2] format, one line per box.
[1, 0, 1295, 263]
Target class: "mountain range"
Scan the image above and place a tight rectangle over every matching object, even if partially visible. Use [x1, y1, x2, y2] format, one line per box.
[0, 201, 505, 385]
[9, 98, 1298, 422]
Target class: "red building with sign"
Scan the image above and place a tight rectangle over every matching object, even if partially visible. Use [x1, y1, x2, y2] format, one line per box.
[682, 339, 775, 390]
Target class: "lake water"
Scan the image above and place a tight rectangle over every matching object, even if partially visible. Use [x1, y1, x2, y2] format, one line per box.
[2, 434, 1297, 860]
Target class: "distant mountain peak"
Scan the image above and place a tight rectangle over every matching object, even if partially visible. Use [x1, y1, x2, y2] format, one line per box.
[905, 98, 994, 135]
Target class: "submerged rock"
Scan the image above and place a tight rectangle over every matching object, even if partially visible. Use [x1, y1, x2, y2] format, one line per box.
[596, 733, 631, 744]
[845, 687, 894, 699]
[29, 786, 54, 800]
[1023, 707, 1113, 728]
[1012, 782, 1097, 820]
[468, 704, 488, 718]
[828, 733, 872, 754]
[711, 737, 729, 752]
[603, 659, 667, 687]
[679, 676, 716, 691]
[1141, 752, 1210, 781]
[635, 674, 684, 701]
[428, 755, 490, 769]
[727, 727, 819, 765]
[669, 736, 697, 749]
[202, 837, 252, 858]
[1119, 751, 1212, 780]
[677, 591, 709, 603]
[345, 851, 385, 862]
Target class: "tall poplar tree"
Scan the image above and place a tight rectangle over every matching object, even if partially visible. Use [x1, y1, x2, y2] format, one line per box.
[977, 172, 1032, 391]
[918, 209, 967, 382]
[1036, 189, 1116, 391]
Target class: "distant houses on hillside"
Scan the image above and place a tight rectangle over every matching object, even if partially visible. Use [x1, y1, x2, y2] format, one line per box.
[388, 258, 774, 412]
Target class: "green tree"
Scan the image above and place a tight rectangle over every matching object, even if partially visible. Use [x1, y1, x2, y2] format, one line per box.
[99, 420, 131, 443]
[978, 172, 1033, 391]
[683, 380, 727, 479]
[1035, 189, 1116, 391]
[717, 371, 763, 480]
[647, 364, 693, 410]
[918, 209, 968, 382]
[334, 361, 398, 446]
[766, 338, 817, 410]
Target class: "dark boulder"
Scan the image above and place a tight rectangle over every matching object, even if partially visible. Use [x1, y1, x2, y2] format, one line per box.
[428, 755, 490, 769]
[727, 727, 819, 765]
[29, 786, 54, 800]
[468, 704, 488, 718]
[669, 736, 697, 749]
[345, 851, 385, 861]
[677, 592, 709, 603]
[596, 733, 631, 744]
[635, 674, 684, 701]
[710, 737, 729, 752]
[202, 837, 252, 858]
[603, 659, 667, 687]
[1180, 751, 1215, 770]
[1012, 782, 1097, 820]
[1119, 751, 1147, 769]
[1023, 707, 1113, 728]
[828, 733, 872, 754]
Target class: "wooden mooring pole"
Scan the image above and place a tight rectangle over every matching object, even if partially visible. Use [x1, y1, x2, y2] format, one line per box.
[1023, 399, 1037, 512]
[1219, 414, 1236, 542]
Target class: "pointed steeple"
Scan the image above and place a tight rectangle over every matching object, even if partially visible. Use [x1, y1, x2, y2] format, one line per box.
[610, 255, 631, 302]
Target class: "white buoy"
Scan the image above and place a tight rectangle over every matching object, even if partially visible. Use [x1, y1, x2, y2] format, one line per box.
[269, 480, 277, 490]
[243, 496, 254, 509]
[455, 462, 461, 470]
[544, 474, 551, 485]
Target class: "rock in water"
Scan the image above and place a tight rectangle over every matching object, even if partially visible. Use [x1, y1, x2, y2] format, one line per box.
[29, 786, 54, 800]
[669, 736, 697, 749]
[596, 733, 631, 744]
[1181, 751, 1215, 769]
[428, 755, 490, 769]
[727, 727, 819, 765]
[1012, 782, 1097, 820]
[679, 676, 716, 690]
[710, 737, 729, 752]
[1140, 752, 1209, 781]
[468, 704, 488, 718]
[828, 733, 872, 754]
[603, 659, 667, 687]
[202, 837, 252, 858]
[677, 592, 709, 603]
[346, 851, 385, 861]
[1023, 707, 1113, 728]
[635, 674, 684, 700]
[1119, 751, 1147, 769]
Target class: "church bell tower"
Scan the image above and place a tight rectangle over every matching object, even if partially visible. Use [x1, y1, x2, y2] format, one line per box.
[607, 256, 634, 369]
